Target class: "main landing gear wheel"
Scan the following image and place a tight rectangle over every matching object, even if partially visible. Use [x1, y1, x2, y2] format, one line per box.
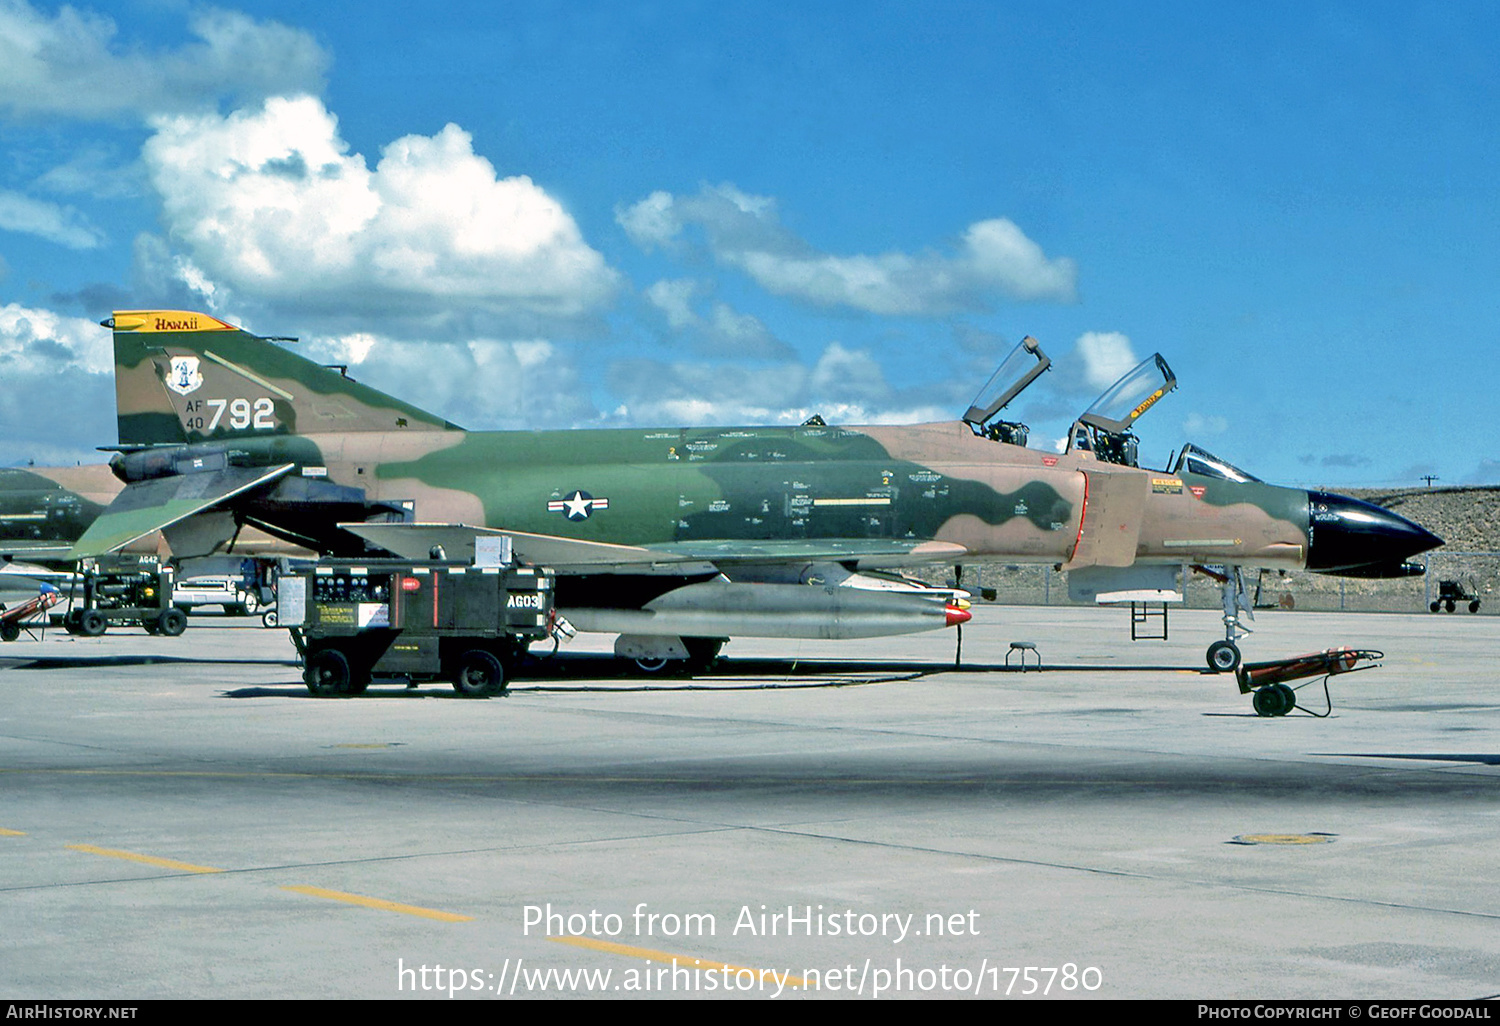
[454, 649, 507, 697]
[1252, 683, 1296, 717]
[1206, 640, 1241, 673]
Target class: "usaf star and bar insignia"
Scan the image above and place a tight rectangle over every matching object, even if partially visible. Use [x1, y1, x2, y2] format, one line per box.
[548, 490, 610, 521]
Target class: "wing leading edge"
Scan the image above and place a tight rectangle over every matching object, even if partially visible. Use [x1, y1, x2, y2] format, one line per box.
[67, 464, 296, 559]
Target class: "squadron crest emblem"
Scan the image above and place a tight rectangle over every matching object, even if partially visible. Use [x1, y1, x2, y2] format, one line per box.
[165, 356, 204, 395]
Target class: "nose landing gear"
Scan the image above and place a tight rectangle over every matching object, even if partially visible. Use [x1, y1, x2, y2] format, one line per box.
[1197, 565, 1252, 673]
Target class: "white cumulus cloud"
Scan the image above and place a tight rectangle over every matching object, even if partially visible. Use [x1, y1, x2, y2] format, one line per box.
[605, 341, 955, 427]
[0, 304, 115, 464]
[1073, 331, 1139, 392]
[642, 277, 791, 358]
[0, 302, 112, 374]
[304, 331, 596, 430]
[142, 95, 619, 334]
[1182, 411, 1229, 436]
[617, 182, 1077, 314]
[0, 188, 102, 248]
[0, 2, 327, 120]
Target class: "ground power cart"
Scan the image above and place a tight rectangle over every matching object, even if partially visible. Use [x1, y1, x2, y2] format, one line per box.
[282, 559, 556, 697]
[62, 555, 184, 637]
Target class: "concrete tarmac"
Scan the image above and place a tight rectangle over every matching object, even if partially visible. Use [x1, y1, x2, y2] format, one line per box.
[0, 605, 1497, 1000]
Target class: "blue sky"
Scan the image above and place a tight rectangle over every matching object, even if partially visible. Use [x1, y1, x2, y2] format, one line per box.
[1, 1, 1496, 487]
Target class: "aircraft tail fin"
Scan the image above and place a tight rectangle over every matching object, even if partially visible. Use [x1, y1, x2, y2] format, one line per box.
[110, 310, 460, 446]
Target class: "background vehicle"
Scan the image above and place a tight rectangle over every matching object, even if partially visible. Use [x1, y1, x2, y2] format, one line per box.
[1430, 577, 1482, 613]
[172, 575, 261, 616]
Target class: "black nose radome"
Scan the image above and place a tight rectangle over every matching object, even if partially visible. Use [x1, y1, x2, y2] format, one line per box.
[1306, 491, 1443, 573]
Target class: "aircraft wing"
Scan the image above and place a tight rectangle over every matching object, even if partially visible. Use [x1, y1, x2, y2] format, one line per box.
[340, 522, 968, 572]
[68, 464, 296, 559]
[0, 543, 78, 563]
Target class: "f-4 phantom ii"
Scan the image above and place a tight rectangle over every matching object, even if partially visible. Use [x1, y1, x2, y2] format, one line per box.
[53, 310, 1440, 673]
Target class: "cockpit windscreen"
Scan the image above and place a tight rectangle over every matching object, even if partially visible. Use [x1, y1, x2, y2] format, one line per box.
[1172, 444, 1263, 483]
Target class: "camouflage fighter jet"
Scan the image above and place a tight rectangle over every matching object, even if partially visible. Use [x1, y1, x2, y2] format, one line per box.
[0, 464, 119, 565]
[70, 310, 1440, 672]
[0, 465, 117, 610]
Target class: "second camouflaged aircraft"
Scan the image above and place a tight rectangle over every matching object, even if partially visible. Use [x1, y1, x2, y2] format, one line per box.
[68, 311, 1441, 672]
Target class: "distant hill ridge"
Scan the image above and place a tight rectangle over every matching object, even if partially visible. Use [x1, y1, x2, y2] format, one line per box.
[1347, 485, 1500, 554]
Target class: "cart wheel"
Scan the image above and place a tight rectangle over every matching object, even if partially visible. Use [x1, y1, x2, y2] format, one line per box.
[1252, 687, 1279, 717]
[142, 619, 160, 636]
[1271, 683, 1296, 715]
[261, 608, 278, 628]
[0, 621, 20, 643]
[79, 610, 108, 637]
[454, 649, 506, 697]
[1446, 600, 1455, 612]
[240, 593, 260, 615]
[1469, 601, 1481, 613]
[157, 608, 187, 637]
[305, 649, 352, 696]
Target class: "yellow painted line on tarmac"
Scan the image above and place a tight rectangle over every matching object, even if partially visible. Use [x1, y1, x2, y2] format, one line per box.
[65, 845, 224, 873]
[0, 827, 26, 836]
[550, 935, 808, 988]
[281, 885, 472, 922]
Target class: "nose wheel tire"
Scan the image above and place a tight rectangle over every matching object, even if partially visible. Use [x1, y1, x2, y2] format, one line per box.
[1206, 640, 1241, 673]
